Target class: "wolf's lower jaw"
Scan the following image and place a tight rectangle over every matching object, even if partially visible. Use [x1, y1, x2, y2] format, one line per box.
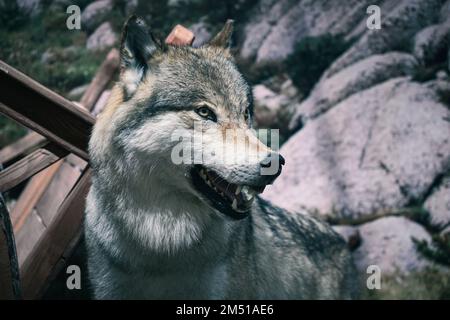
[191, 165, 265, 219]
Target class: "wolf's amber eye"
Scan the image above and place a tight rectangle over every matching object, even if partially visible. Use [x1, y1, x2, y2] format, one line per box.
[196, 106, 217, 122]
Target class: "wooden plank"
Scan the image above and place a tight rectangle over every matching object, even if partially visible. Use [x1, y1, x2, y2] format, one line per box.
[36, 156, 86, 226]
[80, 49, 119, 110]
[0, 133, 46, 167]
[15, 209, 46, 267]
[165, 24, 195, 46]
[11, 161, 63, 231]
[0, 145, 67, 193]
[0, 60, 95, 160]
[20, 167, 91, 299]
[0, 49, 119, 166]
[0, 193, 21, 299]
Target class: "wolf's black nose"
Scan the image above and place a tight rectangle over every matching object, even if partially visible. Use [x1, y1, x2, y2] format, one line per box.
[260, 153, 285, 168]
[260, 153, 285, 185]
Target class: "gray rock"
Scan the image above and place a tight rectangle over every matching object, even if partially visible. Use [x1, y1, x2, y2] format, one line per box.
[86, 22, 117, 52]
[17, 0, 40, 15]
[323, 0, 442, 79]
[413, 19, 450, 65]
[125, 0, 139, 15]
[263, 78, 450, 220]
[353, 217, 432, 274]
[280, 78, 299, 99]
[240, 0, 372, 63]
[67, 84, 89, 101]
[424, 177, 450, 229]
[40, 49, 56, 64]
[81, 0, 113, 34]
[289, 52, 418, 129]
[189, 20, 212, 47]
[332, 225, 361, 250]
[252, 84, 296, 131]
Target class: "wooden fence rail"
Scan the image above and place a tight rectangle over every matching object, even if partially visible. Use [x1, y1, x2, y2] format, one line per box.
[0, 49, 119, 299]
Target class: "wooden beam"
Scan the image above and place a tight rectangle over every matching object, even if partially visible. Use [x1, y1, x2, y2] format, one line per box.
[0, 48, 119, 166]
[0, 193, 21, 299]
[80, 49, 119, 110]
[20, 167, 91, 299]
[11, 161, 63, 231]
[0, 61, 95, 160]
[0, 145, 67, 193]
[0, 133, 46, 167]
[165, 25, 195, 46]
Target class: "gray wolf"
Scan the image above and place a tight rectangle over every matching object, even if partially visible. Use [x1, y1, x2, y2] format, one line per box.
[84, 16, 359, 299]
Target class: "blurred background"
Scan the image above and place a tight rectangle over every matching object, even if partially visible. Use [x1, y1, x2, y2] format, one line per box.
[1, 0, 450, 299]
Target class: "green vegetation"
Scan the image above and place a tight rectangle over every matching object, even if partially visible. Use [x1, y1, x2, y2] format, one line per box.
[363, 267, 450, 300]
[0, 116, 27, 149]
[0, 1, 107, 146]
[286, 34, 350, 95]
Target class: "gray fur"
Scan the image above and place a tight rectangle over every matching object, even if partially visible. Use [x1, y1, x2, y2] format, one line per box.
[85, 17, 359, 299]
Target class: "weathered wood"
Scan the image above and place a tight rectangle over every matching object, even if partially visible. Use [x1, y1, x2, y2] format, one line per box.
[35, 156, 86, 226]
[0, 193, 21, 299]
[0, 145, 67, 193]
[80, 49, 119, 110]
[0, 49, 118, 166]
[0, 61, 94, 160]
[20, 167, 91, 299]
[0, 133, 46, 167]
[165, 24, 195, 46]
[15, 209, 46, 266]
[11, 161, 63, 230]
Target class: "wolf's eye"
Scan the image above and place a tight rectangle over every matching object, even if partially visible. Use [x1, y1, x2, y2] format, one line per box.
[196, 106, 217, 122]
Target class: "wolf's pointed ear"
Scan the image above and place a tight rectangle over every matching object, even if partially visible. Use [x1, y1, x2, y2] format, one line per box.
[120, 16, 160, 98]
[208, 19, 234, 49]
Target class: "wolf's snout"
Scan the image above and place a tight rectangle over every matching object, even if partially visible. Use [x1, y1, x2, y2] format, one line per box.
[259, 152, 285, 185]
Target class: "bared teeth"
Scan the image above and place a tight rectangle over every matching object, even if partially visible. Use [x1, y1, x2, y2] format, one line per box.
[198, 167, 258, 212]
[232, 199, 238, 211]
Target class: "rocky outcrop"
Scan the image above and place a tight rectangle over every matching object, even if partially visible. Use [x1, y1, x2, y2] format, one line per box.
[413, 19, 450, 65]
[263, 78, 450, 220]
[353, 217, 432, 274]
[252, 84, 297, 132]
[240, 0, 372, 63]
[424, 177, 450, 229]
[86, 22, 117, 52]
[323, 0, 442, 78]
[289, 52, 418, 129]
[189, 20, 213, 47]
[81, 0, 113, 34]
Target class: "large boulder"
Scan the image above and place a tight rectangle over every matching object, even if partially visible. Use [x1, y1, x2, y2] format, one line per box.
[289, 52, 418, 129]
[240, 0, 372, 63]
[86, 22, 117, 52]
[17, 0, 40, 15]
[353, 217, 432, 274]
[81, 0, 113, 34]
[424, 177, 450, 229]
[323, 0, 442, 79]
[189, 20, 213, 47]
[252, 84, 297, 132]
[413, 18, 450, 65]
[263, 78, 450, 220]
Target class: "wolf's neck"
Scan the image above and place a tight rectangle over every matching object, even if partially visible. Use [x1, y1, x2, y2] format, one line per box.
[91, 166, 232, 260]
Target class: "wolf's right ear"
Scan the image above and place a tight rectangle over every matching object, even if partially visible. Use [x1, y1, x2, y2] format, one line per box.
[120, 16, 160, 98]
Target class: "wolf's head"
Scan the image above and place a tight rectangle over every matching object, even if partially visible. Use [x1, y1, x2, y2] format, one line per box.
[90, 16, 284, 220]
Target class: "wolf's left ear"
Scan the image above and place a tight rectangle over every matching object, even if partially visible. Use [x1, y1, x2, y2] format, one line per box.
[208, 19, 234, 49]
[120, 16, 160, 98]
